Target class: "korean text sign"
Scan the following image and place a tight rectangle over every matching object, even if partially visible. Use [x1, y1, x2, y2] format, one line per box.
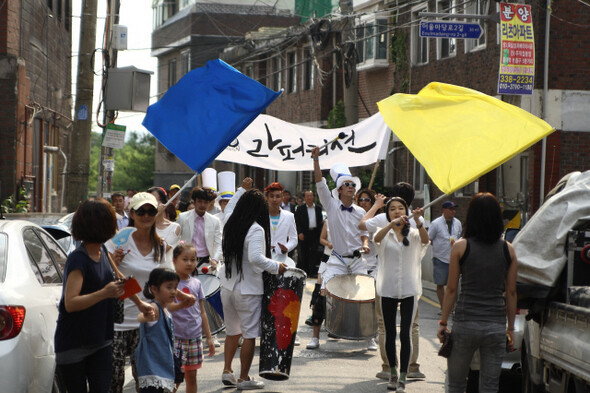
[497, 2, 535, 95]
[216, 113, 391, 171]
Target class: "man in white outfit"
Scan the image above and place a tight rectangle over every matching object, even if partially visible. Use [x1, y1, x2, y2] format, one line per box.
[306, 146, 370, 350]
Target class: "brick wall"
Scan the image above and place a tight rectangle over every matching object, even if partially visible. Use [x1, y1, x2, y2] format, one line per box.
[0, 0, 71, 206]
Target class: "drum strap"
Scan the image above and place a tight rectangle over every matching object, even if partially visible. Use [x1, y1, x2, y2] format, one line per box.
[332, 250, 361, 269]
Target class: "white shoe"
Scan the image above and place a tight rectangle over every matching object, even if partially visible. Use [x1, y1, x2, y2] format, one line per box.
[367, 338, 378, 351]
[213, 336, 221, 347]
[306, 337, 320, 349]
[376, 370, 390, 380]
[294, 337, 300, 346]
[222, 371, 237, 386]
[237, 376, 264, 390]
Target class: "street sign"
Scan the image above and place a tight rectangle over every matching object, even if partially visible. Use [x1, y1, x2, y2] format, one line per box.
[420, 21, 482, 39]
[102, 124, 126, 149]
[77, 104, 88, 120]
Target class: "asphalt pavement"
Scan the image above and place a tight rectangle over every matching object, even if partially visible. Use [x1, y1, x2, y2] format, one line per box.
[123, 279, 451, 393]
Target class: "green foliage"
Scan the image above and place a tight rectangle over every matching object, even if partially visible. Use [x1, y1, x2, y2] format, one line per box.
[327, 100, 346, 129]
[2, 187, 30, 213]
[89, 130, 155, 194]
[390, 20, 409, 95]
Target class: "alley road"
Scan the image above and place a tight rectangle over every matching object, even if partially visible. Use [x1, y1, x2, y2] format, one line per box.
[124, 279, 521, 393]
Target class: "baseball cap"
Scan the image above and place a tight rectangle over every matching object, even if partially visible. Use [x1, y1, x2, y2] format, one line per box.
[169, 184, 181, 192]
[128, 192, 158, 211]
[442, 201, 458, 209]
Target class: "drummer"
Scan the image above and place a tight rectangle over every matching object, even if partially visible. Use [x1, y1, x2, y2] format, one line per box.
[306, 146, 370, 350]
[265, 182, 299, 261]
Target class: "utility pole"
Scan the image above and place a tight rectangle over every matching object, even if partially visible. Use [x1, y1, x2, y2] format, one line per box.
[66, 0, 98, 211]
[97, 0, 120, 198]
[340, 0, 358, 126]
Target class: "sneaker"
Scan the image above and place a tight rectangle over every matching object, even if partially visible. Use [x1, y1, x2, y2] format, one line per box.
[306, 337, 320, 349]
[305, 316, 314, 326]
[294, 337, 301, 346]
[237, 376, 264, 390]
[376, 370, 391, 380]
[407, 370, 426, 379]
[387, 375, 398, 391]
[397, 380, 406, 393]
[222, 371, 237, 386]
[213, 336, 221, 348]
[367, 338, 378, 351]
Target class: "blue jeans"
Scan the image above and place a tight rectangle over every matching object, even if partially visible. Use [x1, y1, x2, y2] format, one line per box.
[447, 320, 505, 393]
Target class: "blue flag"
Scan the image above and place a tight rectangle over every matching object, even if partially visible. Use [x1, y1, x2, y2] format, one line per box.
[142, 59, 282, 172]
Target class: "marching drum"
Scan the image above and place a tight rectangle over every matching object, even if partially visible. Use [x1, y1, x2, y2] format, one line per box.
[259, 268, 307, 381]
[325, 273, 377, 340]
[196, 274, 225, 336]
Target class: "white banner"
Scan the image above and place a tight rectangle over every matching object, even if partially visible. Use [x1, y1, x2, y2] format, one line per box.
[217, 113, 392, 171]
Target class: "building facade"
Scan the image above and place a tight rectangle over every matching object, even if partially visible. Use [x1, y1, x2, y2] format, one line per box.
[151, 0, 300, 190]
[0, 0, 72, 212]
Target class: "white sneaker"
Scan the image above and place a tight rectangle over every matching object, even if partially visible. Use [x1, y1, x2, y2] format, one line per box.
[222, 371, 237, 386]
[294, 337, 301, 346]
[376, 370, 391, 380]
[367, 338, 378, 351]
[237, 376, 264, 390]
[306, 337, 320, 349]
[213, 336, 221, 347]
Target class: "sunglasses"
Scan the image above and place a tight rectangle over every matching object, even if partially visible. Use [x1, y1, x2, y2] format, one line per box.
[342, 182, 356, 188]
[134, 207, 157, 217]
[358, 197, 372, 202]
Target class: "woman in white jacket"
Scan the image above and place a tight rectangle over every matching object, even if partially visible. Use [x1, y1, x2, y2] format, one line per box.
[218, 177, 288, 390]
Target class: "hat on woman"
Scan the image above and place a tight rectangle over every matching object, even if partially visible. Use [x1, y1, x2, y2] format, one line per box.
[128, 192, 158, 211]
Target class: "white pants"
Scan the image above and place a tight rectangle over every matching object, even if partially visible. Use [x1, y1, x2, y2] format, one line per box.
[321, 254, 367, 289]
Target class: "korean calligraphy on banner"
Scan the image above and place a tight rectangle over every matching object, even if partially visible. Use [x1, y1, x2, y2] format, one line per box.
[497, 2, 535, 95]
[216, 113, 391, 171]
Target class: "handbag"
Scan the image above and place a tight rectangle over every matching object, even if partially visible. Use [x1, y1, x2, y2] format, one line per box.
[438, 330, 453, 358]
[105, 246, 126, 324]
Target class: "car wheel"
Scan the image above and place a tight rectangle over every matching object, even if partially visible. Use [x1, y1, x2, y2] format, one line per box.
[522, 346, 543, 393]
[52, 371, 65, 393]
[466, 368, 479, 393]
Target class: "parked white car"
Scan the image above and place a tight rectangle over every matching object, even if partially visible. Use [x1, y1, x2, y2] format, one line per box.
[0, 219, 67, 392]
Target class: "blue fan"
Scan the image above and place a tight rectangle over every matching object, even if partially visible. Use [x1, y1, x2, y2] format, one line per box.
[111, 227, 137, 248]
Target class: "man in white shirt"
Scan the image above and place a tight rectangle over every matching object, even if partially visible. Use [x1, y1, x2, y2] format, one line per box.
[306, 147, 369, 350]
[428, 200, 462, 308]
[111, 192, 129, 229]
[177, 187, 222, 274]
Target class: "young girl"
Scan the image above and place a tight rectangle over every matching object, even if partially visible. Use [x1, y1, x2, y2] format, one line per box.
[170, 242, 215, 393]
[136, 268, 182, 393]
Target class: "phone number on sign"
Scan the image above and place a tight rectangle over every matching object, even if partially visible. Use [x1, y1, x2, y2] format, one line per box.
[499, 74, 533, 84]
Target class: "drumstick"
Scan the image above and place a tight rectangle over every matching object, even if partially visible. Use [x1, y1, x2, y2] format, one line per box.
[317, 132, 347, 151]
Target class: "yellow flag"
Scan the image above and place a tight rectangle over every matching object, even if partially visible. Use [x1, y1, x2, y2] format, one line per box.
[377, 82, 554, 195]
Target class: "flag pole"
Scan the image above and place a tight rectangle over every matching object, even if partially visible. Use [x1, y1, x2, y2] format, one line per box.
[408, 193, 448, 220]
[165, 172, 199, 207]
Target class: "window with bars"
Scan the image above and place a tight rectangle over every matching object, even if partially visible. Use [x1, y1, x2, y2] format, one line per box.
[356, 17, 389, 70]
[271, 56, 281, 92]
[437, 0, 457, 59]
[465, 0, 487, 52]
[303, 47, 314, 90]
[411, 5, 429, 66]
[287, 51, 297, 94]
[168, 58, 177, 88]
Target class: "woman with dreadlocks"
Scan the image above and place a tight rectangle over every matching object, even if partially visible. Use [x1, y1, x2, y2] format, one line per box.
[218, 177, 288, 390]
